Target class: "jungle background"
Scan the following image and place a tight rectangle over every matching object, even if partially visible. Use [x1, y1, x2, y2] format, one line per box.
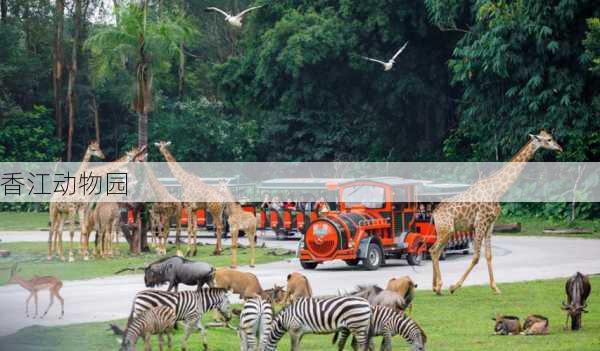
[0, 0, 599, 219]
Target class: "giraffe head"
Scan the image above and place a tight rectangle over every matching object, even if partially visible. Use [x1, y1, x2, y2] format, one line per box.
[125, 145, 147, 162]
[154, 141, 172, 153]
[529, 130, 562, 153]
[86, 141, 105, 160]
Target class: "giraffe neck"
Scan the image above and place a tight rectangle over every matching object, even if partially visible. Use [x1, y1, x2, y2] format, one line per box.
[486, 139, 538, 200]
[143, 162, 175, 202]
[75, 149, 94, 176]
[159, 148, 198, 186]
[84, 154, 131, 176]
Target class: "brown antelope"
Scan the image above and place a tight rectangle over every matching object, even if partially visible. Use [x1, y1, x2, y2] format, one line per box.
[7, 264, 64, 319]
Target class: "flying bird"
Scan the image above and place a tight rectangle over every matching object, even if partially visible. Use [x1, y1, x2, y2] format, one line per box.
[204, 5, 264, 28]
[362, 41, 409, 71]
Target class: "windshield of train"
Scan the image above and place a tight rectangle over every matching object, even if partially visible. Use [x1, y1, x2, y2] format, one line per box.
[341, 185, 385, 208]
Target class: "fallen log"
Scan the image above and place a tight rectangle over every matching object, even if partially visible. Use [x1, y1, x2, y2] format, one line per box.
[0, 250, 10, 258]
[493, 223, 522, 233]
[543, 227, 593, 235]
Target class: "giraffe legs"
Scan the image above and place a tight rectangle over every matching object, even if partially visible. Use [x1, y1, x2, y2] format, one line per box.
[429, 222, 452, 295]
[484, 228, 501, 294]
[185, 207, 194, 257]
[249, 227, 256, 268]
[230, 226, 238, 269]
[175, 207, 182, 257]
[449, 224, 486, 294]
[68, 209, 76, 262]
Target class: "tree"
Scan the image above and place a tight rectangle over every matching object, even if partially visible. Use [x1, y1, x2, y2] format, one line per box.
[85, 1, 194, 150]
[53, 0, 65, 141]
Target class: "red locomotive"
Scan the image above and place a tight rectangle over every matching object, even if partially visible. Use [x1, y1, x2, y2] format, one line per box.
[298, 178, 472, 270]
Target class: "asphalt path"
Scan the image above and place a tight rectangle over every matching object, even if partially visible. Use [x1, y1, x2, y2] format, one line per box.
[1, 230, 600, 337]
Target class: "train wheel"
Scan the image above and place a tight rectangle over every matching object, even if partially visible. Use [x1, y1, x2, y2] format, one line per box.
[300, 261, 318, 270]
[363, 243, 383, 271]
[407, 252, 423, 266]
[344, 259, 360, 266]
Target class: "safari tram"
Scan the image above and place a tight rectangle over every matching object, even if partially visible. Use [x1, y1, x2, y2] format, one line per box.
[298, 177, 474, 270]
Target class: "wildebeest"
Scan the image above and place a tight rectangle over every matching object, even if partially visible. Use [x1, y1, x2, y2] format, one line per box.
[493, 315, 521, 335]
[562, 272, 591, 330]
[116, 256, 215, 292]
[347, 284, 406, 312]
[522, 314, 549, 335]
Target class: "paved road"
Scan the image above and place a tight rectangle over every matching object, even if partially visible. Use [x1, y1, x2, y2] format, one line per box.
[1, 232, 600, 337]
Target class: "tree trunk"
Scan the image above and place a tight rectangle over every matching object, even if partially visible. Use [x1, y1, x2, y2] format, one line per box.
[178, 42, 185, 98]
[66, 0, 82, 161]
[91, 96, 100, 143]
[53, 0, 65, 140]
[1, 0, 7, 21]
[138, 111, 148, 149]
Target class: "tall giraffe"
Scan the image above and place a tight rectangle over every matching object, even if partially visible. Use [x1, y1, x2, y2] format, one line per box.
[142, 161, 182, 255]
[429, 130, 562, 295]
[48, 141, 105, 261]
[48, 145, 145, 261]
[154, 141, 228, 256]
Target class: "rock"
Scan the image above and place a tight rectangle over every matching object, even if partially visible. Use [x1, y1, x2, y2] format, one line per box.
[493, 223, 522, 233]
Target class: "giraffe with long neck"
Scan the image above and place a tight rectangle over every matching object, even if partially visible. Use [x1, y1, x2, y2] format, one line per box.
[154, 141, 228, 257]
[48, 141, 105, 261]
[142, 161, 182, 255]
[429, 130, 563, 295]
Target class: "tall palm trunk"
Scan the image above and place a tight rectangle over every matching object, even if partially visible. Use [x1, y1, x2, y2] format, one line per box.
[1, 0, 7, 21]
[53, 0, 65, 140]
[66, 0, 82, 161]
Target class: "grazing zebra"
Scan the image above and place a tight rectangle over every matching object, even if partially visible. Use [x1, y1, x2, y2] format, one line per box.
[127, 288, 231, 351]
[120, 305, 177, 351]
[261, 296, 371, 351]
[333, 305, 426, 351]
[238, 297, 273, 351]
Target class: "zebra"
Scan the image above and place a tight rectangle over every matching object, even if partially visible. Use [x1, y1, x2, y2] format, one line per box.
[261, 296, 371, 351]
[120, 305, 177, 351]
[333, 305, 426, 351]
[126, 288, 231, 351]
[239, 297, 273, 351]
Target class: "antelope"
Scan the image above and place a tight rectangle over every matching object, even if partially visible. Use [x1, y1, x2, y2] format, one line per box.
[7, 264, 64, 319]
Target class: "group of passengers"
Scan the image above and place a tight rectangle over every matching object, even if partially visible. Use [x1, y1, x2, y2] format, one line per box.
[260, 194, 331, 216]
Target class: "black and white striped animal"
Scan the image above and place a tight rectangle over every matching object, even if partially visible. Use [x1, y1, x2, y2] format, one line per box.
[261, 296, 371, 351]
[562, 272, 591, 330]
[333, 305, 426, 351]
[127, 288, 231, 351]
[239, 297, 273, 351]
[120, 305, 177, 351]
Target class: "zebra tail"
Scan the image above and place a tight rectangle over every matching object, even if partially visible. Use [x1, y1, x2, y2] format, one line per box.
[108, 323, 124, 336]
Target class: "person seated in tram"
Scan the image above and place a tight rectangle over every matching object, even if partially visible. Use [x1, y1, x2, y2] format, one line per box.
[315, 196, 330, 216]
[416, 203, 428, 220]
[270, 196, 283, 211]
[260, 194, 271, 210]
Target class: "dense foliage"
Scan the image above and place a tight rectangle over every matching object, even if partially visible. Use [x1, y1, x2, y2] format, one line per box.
[0, 0, 598, 218]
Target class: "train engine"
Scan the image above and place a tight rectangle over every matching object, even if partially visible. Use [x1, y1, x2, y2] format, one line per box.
[298, 179, 428, 270]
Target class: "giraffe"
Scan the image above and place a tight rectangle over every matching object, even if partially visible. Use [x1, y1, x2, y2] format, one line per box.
[48, 145, 146, 261]
[154, 141, 228, 257]
[225, 202, 258, 268]
[429, 130, 562, 295]
[142, 161, 183, 256]
[48, 141, 105, 261]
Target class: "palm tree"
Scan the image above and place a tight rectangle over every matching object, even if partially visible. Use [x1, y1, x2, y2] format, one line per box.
[85, 1, 193, 150]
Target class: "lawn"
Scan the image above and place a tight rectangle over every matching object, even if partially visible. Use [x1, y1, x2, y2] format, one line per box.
[0, 212, 49, 231]
[0, 241, 293, 284]
[496, 216, 600, 239]
[1, 277, 599, 351]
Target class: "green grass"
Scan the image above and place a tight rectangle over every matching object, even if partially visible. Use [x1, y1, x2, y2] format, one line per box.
[0, 212, 49, 231]
[496, 215, 600, 239]
[1, 277, 599, 351]
[0, 241, 292, 284]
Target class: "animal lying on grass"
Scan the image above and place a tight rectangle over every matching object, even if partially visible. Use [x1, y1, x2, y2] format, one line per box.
[522, 314, 549, 335]
[493, 315, 521, 335]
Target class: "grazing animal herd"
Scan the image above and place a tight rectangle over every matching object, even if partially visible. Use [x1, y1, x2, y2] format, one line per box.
[101, 255, 594, 350]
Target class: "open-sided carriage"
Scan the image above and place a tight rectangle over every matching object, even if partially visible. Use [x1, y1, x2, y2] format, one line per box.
[298, 177, 474, 270]
[254, 178, 344, 240]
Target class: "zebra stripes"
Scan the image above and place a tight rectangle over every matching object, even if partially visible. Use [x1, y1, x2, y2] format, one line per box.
[261, 296, 371, 351]
[239, 297, 273, 351]
[120, 305, 176, 351]
[128, 288, 231, 350]
[335, 305, 426, 351]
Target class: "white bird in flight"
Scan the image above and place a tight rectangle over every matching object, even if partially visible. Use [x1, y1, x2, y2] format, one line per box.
[362, 41, 409, 71]
[204, 5, 264, 28]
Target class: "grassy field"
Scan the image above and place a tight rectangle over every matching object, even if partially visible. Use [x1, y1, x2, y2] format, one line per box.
[0, 241, 293, 285]
[496, 216, 600, 239]
[1, 277, 598, 351]
[0, 212, 49, 231]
